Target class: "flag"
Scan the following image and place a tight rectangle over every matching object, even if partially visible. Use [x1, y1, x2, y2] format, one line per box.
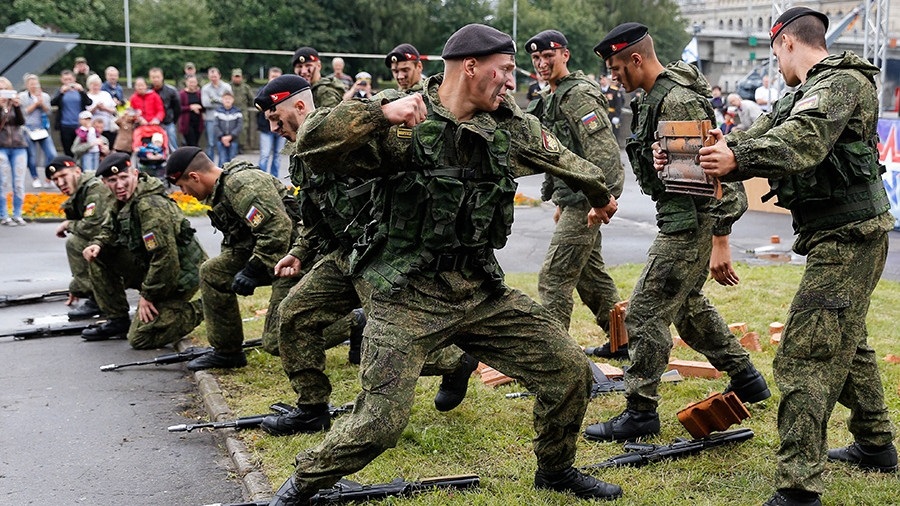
[682, 37, 699, 64]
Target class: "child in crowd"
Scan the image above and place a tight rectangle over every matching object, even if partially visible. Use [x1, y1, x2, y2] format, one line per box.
[113, 108, 141, 154]
[72, 111, 102, 170]
[213, 90, 242, 164]
[720, 106, 737, 135]
[138, 132, 166, 161]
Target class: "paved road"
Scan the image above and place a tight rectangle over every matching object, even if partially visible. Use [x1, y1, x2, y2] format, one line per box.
[1, 153, 897, 505]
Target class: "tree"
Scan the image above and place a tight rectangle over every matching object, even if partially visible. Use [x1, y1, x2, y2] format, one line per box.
[129, 0, 220, 80]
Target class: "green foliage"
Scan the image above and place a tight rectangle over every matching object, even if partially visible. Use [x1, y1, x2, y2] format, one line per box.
[129, 0, 220, 78]
[204, 263, 900, 505]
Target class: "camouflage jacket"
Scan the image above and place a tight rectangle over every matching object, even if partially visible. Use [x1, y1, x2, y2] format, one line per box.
[312, 76, 347, 108]
[62, 171, 115, 241]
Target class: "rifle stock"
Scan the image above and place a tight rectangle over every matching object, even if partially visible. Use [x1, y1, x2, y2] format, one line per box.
[1, 319, 102, 340]
[582, 428, 755, 470]
[169, 402, 352, 433]
[0, 289, 69, 307]
[100, 338, 265, 371]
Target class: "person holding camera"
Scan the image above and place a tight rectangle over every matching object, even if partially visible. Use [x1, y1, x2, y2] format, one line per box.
[19, 73, 57, 188]
[51, 70, 91, 157]
[343, 71, 374, 100]
[0, 76, 28, 226]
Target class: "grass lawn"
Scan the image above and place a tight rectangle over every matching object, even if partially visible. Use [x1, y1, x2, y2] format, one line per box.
[192, 262, 900, 505]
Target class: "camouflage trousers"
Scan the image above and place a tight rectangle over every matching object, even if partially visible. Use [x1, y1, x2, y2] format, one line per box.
[89, 246, 203, 349]
[278, 249, 465, 405]
[199, 247, 291, 355]
[65, 233, 93, 298]
[538, 201, 620, 332]
[291, 271, 593, 494]
[774, 215, 895, 494]
[624, 214, 752, 411]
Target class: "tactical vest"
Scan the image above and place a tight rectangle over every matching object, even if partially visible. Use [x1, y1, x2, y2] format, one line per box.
[312, 76, 346, 108]
[626, 75, 715, 234]
[761, 71, 889, 232]
[359, 116, 517, 294]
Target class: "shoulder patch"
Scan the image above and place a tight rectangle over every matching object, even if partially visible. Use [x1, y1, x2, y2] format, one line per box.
[580, 111, 601, 132]
[142, 232, 158, 251]
[541, 129, 561, 153]
[791, 94, 819, 114]
[245, 205, 265, 227]
[84, 202, 96, 217]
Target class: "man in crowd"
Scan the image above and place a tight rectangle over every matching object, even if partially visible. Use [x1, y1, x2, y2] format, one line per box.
[80, 153, 206, 349]
[385, 43, 425, 92]
[257, 67, 286, 177]
[101, 66, 125, 110]
[149, 67, 181, 153]
[73, 56, 94, 89]
[201, 67, 233, 163]
[727, 92, 763, 131]
[292, 47, 345, 107]
[229, 68, 255, 150]
[328, 57, 354, 89]
[599, 74, 625, 135]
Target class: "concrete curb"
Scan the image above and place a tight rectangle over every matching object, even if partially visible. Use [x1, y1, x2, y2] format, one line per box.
[177, 340, 273, 503]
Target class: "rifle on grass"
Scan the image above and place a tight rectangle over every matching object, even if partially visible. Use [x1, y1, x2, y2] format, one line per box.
[0, 289, 69, 307]
[588, 360, 625, 396]
[581, 428, 754, 470]
[168, 402, 354, 433]
[100, 338, 264, 371]
[201, 474, 480, 506]
[1, 318, 105, 340]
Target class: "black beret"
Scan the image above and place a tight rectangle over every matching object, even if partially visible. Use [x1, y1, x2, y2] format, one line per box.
[291, 47, 320, 67]
[254, 75, 311, 112]
[45, 155, 78, 179]
[594, 22, 649, 60]
[165, 146, 203, 181]
[442, 24, 516, 60]
[525, 30, 568, 54]
[770, 7, 829, 46]
[96, 152, 132, 178]
[384, 43, 421, 68]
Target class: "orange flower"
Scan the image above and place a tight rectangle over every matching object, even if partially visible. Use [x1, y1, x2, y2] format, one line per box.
[12, 191, 210, 219]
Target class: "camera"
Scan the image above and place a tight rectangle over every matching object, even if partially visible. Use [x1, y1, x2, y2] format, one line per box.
[0, 90, 17, 99]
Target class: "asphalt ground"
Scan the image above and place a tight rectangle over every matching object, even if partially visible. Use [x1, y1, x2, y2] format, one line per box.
[1, 151, 897, 505]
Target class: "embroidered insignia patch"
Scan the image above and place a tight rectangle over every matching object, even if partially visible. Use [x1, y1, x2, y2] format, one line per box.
[246, 205, 264, 227]
[84, 202, 96, 217]
[142, 232, 158, 251]
[581, 111, 600, 131]
[396, 127, 413, 139]
[541, 130, 560, 153]
[792, 94, 819, 114]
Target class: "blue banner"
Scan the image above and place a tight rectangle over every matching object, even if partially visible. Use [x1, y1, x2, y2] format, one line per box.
[877, 118, 900, 229]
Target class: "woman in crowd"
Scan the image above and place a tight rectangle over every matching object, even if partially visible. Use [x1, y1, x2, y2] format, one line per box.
[85, 74, 118, 146]
[178, 76, 204, 147]
[18, 73, 56, 188]
[0, 76, 28, 226]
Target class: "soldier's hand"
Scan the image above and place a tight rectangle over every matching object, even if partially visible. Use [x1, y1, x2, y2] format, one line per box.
[232, 260, 270, 296]
[274, 254, 302, 278]
[710, 235, 740, 286]
[65, 294, 78, 306]
[651, 141, 668, 171]
[554, 206, 561, 224]
[382, 94, 426, 127]
[587, 195, 617, 226]
[56, 221, 69, 238]
[698, 129, 737, 178]
[138, 296, 159, 323]
[83, 244, 101, 262]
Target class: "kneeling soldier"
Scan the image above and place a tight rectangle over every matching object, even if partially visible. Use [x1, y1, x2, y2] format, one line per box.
[165, 147, 299, 370]
[46, 155, 115, 320]
[81, 152, 207, 348]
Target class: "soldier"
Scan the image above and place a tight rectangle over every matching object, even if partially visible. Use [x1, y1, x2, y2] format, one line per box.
[267, 24, 622, 504]
[524, 29, 625, 357]
[385, 43, 425, 92]
[253, 75, 475, 436]
[696, 8, 897, 505]
[81, 152, 206, 349]
[599, 74, 625, 135]
[291, 47, 345, 108]
[165, 147, 298, 370]
[583, 23, 770, 443]
[45, 155, 116, 320]
[229, 68, 255, 151]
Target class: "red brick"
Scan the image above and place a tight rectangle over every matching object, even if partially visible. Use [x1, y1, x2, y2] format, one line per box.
[667, 359, 722, 379]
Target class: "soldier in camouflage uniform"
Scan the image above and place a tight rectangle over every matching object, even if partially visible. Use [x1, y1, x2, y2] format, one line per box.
[164, 147, 299, 370]
[524, 30, 625, 353]
[268, 25, 623, 505]
[385, 43, 425, 93]
[46, 155, 116, 320]
[253, 75, 475, 437]
[291, 47, 345, 108]
[229, 69, 256, 152]
[698, 9, 897, 505]
[584, 23, 770, 443]
[81, 152, 206, 349]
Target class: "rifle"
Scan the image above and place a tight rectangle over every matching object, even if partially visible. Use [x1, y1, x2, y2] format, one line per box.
[582, 428, 754, 470]
[0, 289, 69, 307]
[201, 474, 480, 506]
[168, 402, 354, 433]
[1, 318, 104, 340]
[100, 338, 264, 371]
[588, 360, 625, 396]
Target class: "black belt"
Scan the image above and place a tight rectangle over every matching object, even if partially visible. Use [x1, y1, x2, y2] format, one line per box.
[433, 252, 480, 271]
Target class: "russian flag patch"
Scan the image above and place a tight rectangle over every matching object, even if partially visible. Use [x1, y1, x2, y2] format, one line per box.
[246, 205, 264, 227]
[581, 111, 600, 131]
[142, 232, 158, 251]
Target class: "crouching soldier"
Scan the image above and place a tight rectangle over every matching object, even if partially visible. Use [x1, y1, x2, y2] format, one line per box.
[46, 155, 115, 320]
[165, 147, 299, 370]
[81, 152, 207, 348]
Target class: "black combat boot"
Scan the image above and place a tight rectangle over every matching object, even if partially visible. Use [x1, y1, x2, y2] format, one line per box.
[827, 442, 898, 472]
[347, 308, 366, 365]
[724, 365, 772, 403]
[534, 466, 622, 500]
[584, 342, 629, 360]
[81, 317, 130, 341]
[186, 350, 247, 371]
[762, 489, 822, 506]
[68, 298, 101, 320]
[260, 403, 331, 436]
[583, 408, 660, 442]
[267, 475, 313, 506]
[433, 353, 479, 412]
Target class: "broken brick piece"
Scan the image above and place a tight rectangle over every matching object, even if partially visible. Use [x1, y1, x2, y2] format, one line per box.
[769, 322, 785, 336]
[770, 332, 782, 346]
[479, 366, 515, 388]
[677, 391, 750, 438]
[728, 322, 749, 335]
[608, 301, 629, 353]
[740, 332, 762, 352]
[595, 362, 624, 379]
[667, 359, 722, 379]
[884, 354, 900, 364]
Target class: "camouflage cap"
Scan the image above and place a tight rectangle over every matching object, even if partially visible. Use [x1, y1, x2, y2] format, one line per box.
[594, 22, 648, 60]
[384, 43, 421, 68]
[166, 146, 203, 182]
[254, 74, 311, 112]
[525, 30, 568, 54]
[96, 152, 132, 178]
[770, 7, 829, 46]
[291, 47, 320, 67]
[441, 24, 516, 60]
[45, 155, 78, 179]
[74, 56, 87, 64]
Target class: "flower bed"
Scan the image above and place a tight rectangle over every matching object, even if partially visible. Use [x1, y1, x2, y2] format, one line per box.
[8, 191, 210, 219]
